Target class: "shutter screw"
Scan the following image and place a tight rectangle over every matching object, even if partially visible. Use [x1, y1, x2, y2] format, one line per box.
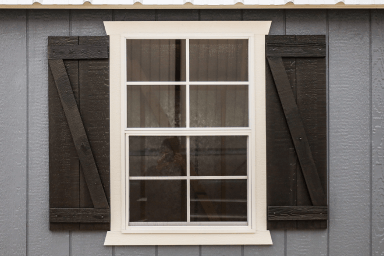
[101, 216, 104, 219]
[299, 137, 302, 141]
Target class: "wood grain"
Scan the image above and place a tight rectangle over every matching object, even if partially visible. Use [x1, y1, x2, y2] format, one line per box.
[48, 45, 108, 59]
[267, 56, 326, 207]
[79, 36, 110, 230]
[70, 10, 113, 256]
[49, 59, 109, 209]
[49, 36, 80, 231]
[266, 35, 326, 57]
[50, 208, 109, 223]
[266, 56, 298, 230]
[268, 206, 327, 221]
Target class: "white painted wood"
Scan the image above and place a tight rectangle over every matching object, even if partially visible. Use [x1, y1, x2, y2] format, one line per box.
[104, 21, 271, 35]
[105, 21, 271, 244]
[5, 0, 384, 7]
[126, 82, 249, 85]
[129, 176, 248, 180]
[104, 231, 272, 245]
[187, 136, 191, 222]
[124, 128, 252, 135]
[129, 221, 247, 226]
[27, 9, 71, 256]
[0, 9, 27, 256]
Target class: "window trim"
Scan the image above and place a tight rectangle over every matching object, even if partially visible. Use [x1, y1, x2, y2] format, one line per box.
[104, 21, 272, 246]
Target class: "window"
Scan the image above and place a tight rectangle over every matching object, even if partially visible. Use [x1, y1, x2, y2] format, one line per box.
[104, 21, 272, 245]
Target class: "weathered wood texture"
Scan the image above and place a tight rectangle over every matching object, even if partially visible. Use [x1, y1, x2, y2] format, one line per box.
[49, 58, 109, 210]
[266, 36, 326, 57]
[266, 35, 327, 230]
[328, 9, 371, 256]
[49, 36, 110, 232]
[268, 206, 327, 221]
[48, 45, 108, 59]
[267, 53, 326, 206]
[69, 11, 113, 256]
[285, 9, 328, 256]
[50, 208, 110, 223]
[0, 10, 27, 256]
[372, 9, 384, 256]
[0, 8, 375, 256]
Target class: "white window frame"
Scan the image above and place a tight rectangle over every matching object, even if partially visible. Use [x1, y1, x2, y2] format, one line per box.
[104, 21, 272, 246]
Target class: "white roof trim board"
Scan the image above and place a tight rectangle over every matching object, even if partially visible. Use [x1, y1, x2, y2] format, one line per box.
[2, 0, 384, 5]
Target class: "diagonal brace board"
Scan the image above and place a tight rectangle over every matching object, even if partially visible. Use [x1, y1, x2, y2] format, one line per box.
[49, 59, 109, 209]
[267, 56, 326, 206]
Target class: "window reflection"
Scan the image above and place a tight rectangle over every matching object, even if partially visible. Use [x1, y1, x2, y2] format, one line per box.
[127, 39, 186, 81]
[129, 136, 186, 176]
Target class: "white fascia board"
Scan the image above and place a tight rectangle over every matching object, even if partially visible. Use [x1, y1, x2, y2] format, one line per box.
[4, 0, 384, 6]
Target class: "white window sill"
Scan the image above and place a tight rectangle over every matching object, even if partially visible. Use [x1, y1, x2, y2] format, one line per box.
[104, 230, 272, 246]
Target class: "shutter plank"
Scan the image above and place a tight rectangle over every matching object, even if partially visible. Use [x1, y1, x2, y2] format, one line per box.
[267, 56, 326, 206]
[266, 35, 327, 229]
[296, 57, 327, 229]
[49, 36, 80, 231]
[49, 59, 109, 210]
[266, 35, 326, 57]
[266, 58, 297, 229]
[268, 206, 327, 221]
[49, 45, 108, 59]
[78, 36, 110, 230]
[50, 208, 109, 223]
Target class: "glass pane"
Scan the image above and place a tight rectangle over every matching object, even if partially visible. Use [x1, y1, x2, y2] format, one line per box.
[127, 85, 186, 128]
[190, 136, 247, 176]
[130, 180, 187, 222]
[190, 85, 248, 127]
[129, 136, 186, 176]
[127, 39, 186, 81]
[190, 180, 247, 222]
[189, 39, 248, 81]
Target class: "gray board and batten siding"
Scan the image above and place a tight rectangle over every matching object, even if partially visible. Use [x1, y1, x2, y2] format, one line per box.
[0, 8, 379, 256]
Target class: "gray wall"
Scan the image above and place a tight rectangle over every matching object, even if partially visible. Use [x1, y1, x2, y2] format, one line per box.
[0, 8, 380, 256]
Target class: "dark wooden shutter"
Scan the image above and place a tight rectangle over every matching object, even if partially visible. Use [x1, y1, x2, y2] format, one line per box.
[49, 36, 110, 230]
[266, 35, 327, 229]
